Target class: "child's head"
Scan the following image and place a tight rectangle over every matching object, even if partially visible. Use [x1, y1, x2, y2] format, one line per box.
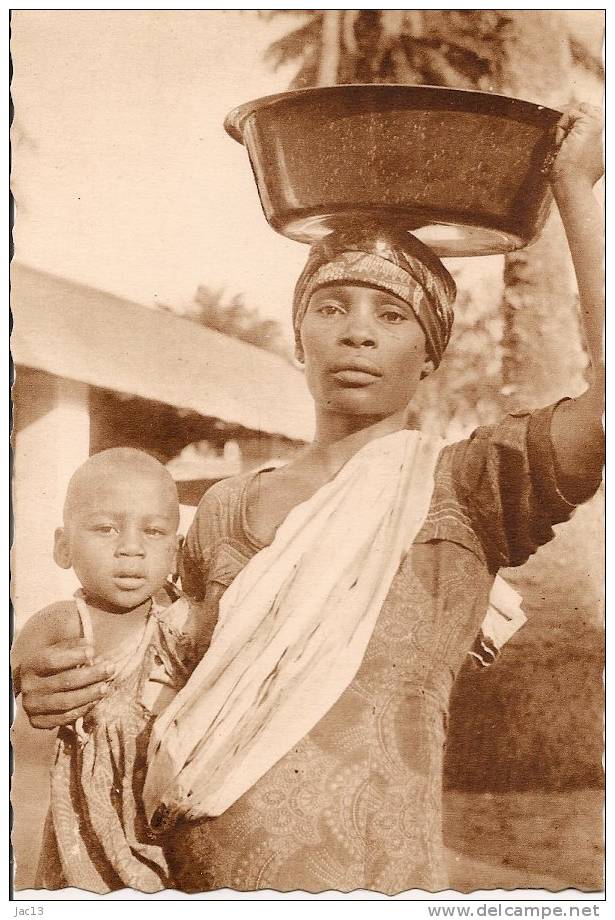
[54, 448, 180, 611]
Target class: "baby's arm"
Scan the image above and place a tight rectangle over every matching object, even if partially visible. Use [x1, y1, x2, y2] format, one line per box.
[140, 596, 215, 715]
[166, 593, 220, 663]
[12, 602, 83, 697]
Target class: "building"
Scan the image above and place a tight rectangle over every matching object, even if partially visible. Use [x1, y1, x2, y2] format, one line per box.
[11, 263, 314, 625]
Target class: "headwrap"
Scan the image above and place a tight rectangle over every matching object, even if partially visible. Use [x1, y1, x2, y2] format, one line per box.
[292, 224, 457, 369]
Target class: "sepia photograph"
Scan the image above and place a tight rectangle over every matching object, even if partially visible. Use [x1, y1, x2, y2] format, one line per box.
[10, 9, 604, 899]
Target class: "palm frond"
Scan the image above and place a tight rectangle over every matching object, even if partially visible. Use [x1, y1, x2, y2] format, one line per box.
[416, 46, 476, 90]
[263, 17, 321, 72]
[289, 58, 319, 90]
[257, 10, 312, 24]
[569, 36, 604, 80]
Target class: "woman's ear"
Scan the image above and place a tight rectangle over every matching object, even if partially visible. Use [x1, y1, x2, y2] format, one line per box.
[294, 341, 305, 365]
[53, 528, 72, 570]
[420, 358, 435, 380]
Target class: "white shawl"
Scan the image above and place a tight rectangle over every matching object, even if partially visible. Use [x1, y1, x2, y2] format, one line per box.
[143, 428, 526, 827]
[143, 429, 444, 826]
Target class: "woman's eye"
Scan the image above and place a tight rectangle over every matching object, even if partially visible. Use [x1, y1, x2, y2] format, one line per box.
[145, 528, 167, 537]
[317, 303, 344, 316]
[381, 310, 406, 324]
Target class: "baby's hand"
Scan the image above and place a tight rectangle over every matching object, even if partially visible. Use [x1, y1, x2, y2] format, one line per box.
[20, 638, 115, 729]
[549, 103, 603, 189]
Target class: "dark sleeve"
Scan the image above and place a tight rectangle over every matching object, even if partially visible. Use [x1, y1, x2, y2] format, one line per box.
[450, 400, 603, 573]
[180, 496, 215, 601]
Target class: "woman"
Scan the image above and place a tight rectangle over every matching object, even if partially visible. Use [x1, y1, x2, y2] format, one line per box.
[19, 104, 604, 894]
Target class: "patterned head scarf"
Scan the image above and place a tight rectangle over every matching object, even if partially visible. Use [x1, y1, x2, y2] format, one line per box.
[292, 224, 456, 370]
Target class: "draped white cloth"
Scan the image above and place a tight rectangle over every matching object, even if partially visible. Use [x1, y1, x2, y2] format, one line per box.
[143, 429, 527, 827]
[143, 429, 445, 826]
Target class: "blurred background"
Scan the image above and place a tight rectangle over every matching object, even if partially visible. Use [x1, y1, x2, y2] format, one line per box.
[11, 10, 604, 892]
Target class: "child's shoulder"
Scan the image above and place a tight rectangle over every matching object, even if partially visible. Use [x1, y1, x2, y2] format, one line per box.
[35, 597, 80, 616]
[12, 598, 82, 674]
[23, 598, 82, 636]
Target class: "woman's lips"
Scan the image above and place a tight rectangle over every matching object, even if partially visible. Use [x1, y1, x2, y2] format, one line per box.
[330, 365, 382, 386]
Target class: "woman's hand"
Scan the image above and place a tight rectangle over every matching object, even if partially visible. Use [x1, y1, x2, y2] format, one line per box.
[19, 638, 113, 729]
[550, 103, 603, 190]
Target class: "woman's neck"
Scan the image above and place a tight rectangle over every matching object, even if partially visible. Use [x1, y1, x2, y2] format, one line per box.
[246, 406, 414, 546]
[307, 407, 410, 476]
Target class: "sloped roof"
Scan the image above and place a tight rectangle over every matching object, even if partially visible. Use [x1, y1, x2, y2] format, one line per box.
[11, 263, 314, 442]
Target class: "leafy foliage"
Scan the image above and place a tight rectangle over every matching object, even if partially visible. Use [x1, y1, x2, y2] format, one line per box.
[260, 10, 601, 428]
[264, 11, 504, 89]
[260, 9, 604, 805]
[262, 10, 601, 92]
[416, 286, 503, 437]
[569, 36, 604, 80]
[166, 284, 292, 362]
[263, 13, 321, 88]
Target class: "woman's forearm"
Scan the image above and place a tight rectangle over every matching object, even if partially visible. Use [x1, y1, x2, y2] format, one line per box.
[541, 104, 604, 482]
[547, 176, 604, 483]
[552, 176, 605, 399]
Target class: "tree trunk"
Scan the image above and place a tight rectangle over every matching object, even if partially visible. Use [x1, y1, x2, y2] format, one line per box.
[499, 10, 588, 408]
[317, 10, 342, 86]
[446, 11, 604, 795]
[304, 7, 604, 795]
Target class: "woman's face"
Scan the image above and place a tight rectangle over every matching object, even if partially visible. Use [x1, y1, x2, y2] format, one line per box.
[298, 283, 428, 421]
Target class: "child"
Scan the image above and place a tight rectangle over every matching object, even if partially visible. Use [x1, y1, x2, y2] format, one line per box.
[12, 448, 207, 893]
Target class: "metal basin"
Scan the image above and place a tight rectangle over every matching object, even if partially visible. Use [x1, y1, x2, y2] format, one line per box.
[225, 84, 561, 257]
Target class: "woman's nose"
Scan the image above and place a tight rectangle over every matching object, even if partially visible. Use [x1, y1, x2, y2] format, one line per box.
[339, 312, 377, 348]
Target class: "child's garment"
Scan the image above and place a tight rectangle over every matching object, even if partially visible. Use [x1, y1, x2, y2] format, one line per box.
[35, 588, 203, 893]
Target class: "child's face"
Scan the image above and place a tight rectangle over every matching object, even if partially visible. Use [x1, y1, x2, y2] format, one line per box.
[57, 469, 179, 611]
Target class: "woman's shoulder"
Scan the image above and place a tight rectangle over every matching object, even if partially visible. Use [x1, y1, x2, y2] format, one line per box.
[431, 408, 536, 492]
[426, 403, 595, 572]
[200, 470, 255, 504]
[420, 412, 536, 539]
[187, 468, 272, 554]
[415, 440, 486, 563]
[192, 471, 255, 524]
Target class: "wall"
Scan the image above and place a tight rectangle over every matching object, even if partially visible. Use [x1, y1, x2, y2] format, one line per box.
[12, 368, 90, 628]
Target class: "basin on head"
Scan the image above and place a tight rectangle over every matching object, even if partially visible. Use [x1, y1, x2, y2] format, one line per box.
[225, 84, 561, 258]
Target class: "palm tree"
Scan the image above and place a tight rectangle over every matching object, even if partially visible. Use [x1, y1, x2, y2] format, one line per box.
[316, 10, 341, 86]
[262, 10, 602, 413]
[160, 284, 291, 362]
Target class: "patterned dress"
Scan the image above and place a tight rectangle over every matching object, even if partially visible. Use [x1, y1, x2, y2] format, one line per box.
[35, 591, 203, 893]
[163, 405, 599, 895]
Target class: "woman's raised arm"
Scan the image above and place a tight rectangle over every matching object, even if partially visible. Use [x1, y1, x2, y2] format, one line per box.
[547, 104, 604, 483]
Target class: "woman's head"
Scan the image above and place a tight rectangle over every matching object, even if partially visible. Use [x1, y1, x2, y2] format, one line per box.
[293, 225, 456, 422]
